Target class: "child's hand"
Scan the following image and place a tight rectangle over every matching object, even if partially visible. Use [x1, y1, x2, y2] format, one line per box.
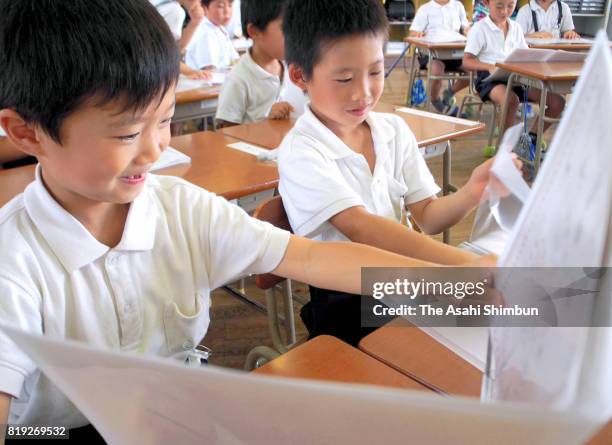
[187, 1, 205, 22]
[488, 64, 497, 74]
[269, 102, 294, 120]
[563, 30, 580, 39]
[411, 31, 426, 38]
[529, 31, 554, 39]
[465, 155, 522, 203]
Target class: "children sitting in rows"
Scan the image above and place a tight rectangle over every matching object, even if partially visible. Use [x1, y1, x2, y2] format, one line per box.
[0, 0, 492, 436]
[185, 0, 239, 70]
[409, 0, 471, 114]
[216, 0, 299, 126]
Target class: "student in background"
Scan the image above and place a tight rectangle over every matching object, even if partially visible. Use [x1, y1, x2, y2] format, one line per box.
[409, 0, 471, 114]
[463, 0, 565, 142]
[216, 0, 297, 127]
[184, 0, 239, 70]
[516, 0, 580, 39]
[0, 0, 493, 436]
[279, 0, 506, 345]
[151, 0, 213, 79]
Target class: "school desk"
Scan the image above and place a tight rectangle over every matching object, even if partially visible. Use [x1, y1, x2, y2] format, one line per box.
[495, 61, 583, 173]
[358, 317, 482, 397]
[254, 332, 612, 444]
[404, 37, 468, 111]
[0, 131, 278, 208]
[173, 84, 222, 129]
[221, 104, 486, 243]
[252, 335, 430, 392]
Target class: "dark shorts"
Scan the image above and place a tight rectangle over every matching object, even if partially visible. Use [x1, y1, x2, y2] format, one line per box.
[301, 286, 395, 346]
[474, 70, 527, 102]
[417, 54, 464, 72]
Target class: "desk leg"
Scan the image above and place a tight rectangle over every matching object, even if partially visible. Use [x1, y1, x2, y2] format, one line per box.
[406, 49, 418, 106]
[534, 83, 547, 173]
[386, 44, 411, 79]
[442, 141, 453, 244]
[496, 73, 518, 150]
[425, 49, 433, 111]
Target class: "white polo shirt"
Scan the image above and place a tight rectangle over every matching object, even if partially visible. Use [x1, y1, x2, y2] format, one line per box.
[410, 0, 470, 33]
[278, 106, 440, 242]
[516, 0, 575, 37]
[185, 17, 239, 69]
[151, 0, 186, 40]
[216, 51, 305, 124]
[465, 16, 528, 65]
[0, 169, 290, 427]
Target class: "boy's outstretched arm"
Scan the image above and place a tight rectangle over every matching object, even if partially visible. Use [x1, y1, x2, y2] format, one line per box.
[272, 235, 439, 295]
[329, 207, 477, 265]
[272, 236, 496, 296]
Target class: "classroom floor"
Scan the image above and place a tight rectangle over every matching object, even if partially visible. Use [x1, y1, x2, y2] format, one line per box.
[203, 54, 557, 370]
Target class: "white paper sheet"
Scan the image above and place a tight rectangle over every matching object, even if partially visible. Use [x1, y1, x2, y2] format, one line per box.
[488, 32, 612, 421]
[526, 37, 594, 45]
[1, 324, 604, 445]
[486, 48, 587, 82]
[417, 28, 467, 43]
[150, 147, 191, 171]
[231, 38, 252, 52]
[395, 106, 480, 126]
[175, 73, 225, 93]
[226, 141, 278, 161]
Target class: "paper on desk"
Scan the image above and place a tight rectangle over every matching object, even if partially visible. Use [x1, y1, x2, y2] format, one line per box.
[150, 147, 191, 172]
[485, 48, 587, 82]
[418, 28, 467, 43]
[226, 141, 278, 161]
[232, 38, 252, 52]
[487, 32, 612, 420]
[395, 106, 481, 126]
[176, 73, 225, 93]
[0, 323, 604, 445]
[526, 37, 594, 46]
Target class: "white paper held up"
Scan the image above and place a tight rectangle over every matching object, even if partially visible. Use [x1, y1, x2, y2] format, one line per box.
[0, 324, 603, 445]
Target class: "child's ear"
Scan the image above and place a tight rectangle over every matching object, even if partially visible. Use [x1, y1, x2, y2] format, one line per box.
[288, 65, 307, 91]
[0, 109, 45, 157]
[246, 23, 258, 40]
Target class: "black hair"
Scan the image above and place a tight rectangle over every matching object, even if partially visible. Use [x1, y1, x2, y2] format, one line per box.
[0, 0, 180, 144]
[241, 0, 285, 39]
[283, 0, 388, 78]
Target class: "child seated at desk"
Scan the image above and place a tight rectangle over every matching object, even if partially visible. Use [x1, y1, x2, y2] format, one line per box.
[409, 0, 471, 114]
[462, 0, 565, 143]
[0, 0, 493, 437]
[278, 0, 507, 346]
[216, 0, 301, 127]
[184, 0, 239, 70]
[516, 0, 580, 40]
[150, 0, 214, 80]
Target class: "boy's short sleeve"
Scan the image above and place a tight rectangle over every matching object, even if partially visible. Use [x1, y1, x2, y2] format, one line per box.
[560, 2, 575, 32]
[198, 193, 291, 290]
[464, 24, 484, 56]
[278, 136, 365, 238]
[215, 74, 248, 124]
[185, 30, 213, 69]
[410, 7, 428, 33]
[459, 3, 470, 28]
[0, 278, 41, 398]
[515, 5, 532, 34]
[393, 118, 441, 204]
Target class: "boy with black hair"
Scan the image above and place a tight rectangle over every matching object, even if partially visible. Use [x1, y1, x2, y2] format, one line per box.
[184, 0, 239, 69]
[0, 0, 491, 435]
[216, 0, 301, 127]
[279, 0, 506, 345]
[516, 0, 579, 39]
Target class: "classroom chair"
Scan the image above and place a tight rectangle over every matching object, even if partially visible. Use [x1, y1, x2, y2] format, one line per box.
[406, 48, 470, 112]
[457, 71, 499, 153]
[244, 195, 298, 370]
